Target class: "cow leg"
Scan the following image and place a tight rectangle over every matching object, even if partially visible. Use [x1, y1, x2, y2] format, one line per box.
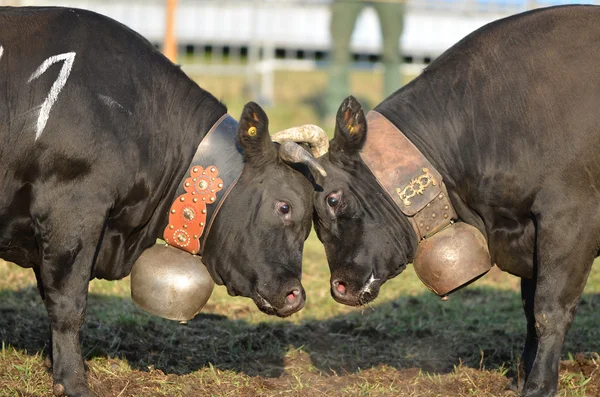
[518, 277, 537, 390]
[33, 266, 53, 369]
[40, 247, 94, 397]
[34, 203, 105, 397]
[520, 217, 594, 397]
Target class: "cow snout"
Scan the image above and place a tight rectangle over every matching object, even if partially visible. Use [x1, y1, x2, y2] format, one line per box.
[330, 279, 358, 305]
[330, 272, 381, 306]
[331, 279, 347, 297]
[276, 287, 305, 317]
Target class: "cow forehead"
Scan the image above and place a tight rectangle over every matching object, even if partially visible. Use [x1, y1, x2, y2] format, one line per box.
[260, 162, 315, 189]
[275, 176, 314, 205]
[316, 160, 356, 192]
[235, 166, 312, 208]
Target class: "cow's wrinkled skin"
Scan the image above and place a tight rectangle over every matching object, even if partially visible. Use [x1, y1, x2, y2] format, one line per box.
[0, 7, 313, 396]
[313, 5, 600, 396]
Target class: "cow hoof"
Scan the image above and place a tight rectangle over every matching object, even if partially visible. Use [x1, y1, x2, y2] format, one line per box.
[53, 383, 65, 396]
[521, 385, 557, 397]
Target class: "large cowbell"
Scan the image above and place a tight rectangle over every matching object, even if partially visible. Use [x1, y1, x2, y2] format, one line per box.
[131, 244, 214, 321]
[413, 222, 492, 296]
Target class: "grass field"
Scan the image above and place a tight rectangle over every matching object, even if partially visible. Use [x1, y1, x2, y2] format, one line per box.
[1, 70, 600, 396]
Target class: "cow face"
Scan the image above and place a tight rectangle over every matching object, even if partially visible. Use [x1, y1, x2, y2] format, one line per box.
[202, 102, 314, 317]
[313, 96, 418, 306]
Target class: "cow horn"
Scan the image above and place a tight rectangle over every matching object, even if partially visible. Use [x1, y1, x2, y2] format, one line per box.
[277, 141, 327, 177]
[271, 124, 329, 158]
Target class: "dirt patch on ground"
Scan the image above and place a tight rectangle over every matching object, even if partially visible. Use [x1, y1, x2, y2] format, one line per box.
[81, 357, 600, 396]
[2, 350, 598, 396]
[81, 353, 600, 396]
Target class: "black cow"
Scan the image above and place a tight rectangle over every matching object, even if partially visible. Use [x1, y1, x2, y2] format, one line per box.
[0, 7, 320, 396]
[313, 5, 600, 397]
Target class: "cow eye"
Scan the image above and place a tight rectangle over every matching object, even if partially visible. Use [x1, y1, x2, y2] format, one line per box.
[326, 192, 341, 208]
[276, 201, 291, 215]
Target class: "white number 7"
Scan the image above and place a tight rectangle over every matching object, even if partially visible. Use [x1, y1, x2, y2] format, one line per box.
[28, 52, 76, 140]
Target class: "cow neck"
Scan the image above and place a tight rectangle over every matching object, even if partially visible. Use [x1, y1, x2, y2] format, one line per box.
[162, 114, 244, 255]
[360, 111, 458, 241]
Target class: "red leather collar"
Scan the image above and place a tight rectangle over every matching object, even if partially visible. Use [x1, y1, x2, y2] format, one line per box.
[163, 114, 244, 254]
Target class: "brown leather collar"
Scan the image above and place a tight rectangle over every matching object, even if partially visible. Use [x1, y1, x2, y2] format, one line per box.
[163, 114, 244, 255]
[360, 111, 457, 240]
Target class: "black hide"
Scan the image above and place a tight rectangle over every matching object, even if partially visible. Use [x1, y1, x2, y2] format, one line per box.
[0, 7, 313, 396]
[313, 5, 600, 396]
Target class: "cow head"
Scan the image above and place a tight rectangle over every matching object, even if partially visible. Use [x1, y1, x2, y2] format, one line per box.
[313, 96, 418, 306]
[202, 102, 325, 317]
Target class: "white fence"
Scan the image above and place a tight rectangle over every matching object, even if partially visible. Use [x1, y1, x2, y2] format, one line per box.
[9, 0, 600, 104]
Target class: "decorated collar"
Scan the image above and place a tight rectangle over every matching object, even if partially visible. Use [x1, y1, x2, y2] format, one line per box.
[360, 111, 457, 241]
[163, 114, 244, 255]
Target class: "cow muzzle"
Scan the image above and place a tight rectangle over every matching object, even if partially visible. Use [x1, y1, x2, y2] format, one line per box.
[330, 272, 382, 306]
[255, 284, 306, 317]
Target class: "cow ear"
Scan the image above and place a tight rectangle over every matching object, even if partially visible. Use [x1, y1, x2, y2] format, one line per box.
[237, 101, 278, 166]
[330, 95, 367, 157]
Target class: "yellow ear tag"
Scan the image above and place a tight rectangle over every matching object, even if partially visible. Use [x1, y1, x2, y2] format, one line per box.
[348, 125, 355, 134]
[248, 126, 257, 136]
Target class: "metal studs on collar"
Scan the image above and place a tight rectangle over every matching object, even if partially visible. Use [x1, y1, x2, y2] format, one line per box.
[183, 207, 195, 221]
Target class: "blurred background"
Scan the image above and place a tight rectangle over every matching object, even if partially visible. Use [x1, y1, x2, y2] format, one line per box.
[3, 0, 597, 133]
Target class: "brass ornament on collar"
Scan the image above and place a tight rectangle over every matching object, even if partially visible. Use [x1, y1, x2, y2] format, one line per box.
[360, 110, 492, 297]
[248, 126, 257, 136]
[396, 168, 437, 206]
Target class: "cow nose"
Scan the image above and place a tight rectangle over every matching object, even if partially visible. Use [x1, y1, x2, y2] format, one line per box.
[277, 288, 305, 317]
[330, 279, 360, 305]
[331, 280, 347, 298]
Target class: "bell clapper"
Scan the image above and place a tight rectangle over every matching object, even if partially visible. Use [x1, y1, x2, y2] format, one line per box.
[441, 295, 449, 301]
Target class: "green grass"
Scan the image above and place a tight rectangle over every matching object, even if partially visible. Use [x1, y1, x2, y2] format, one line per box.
[2, 232, 600, 395]
[1, 69, 600, 395]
